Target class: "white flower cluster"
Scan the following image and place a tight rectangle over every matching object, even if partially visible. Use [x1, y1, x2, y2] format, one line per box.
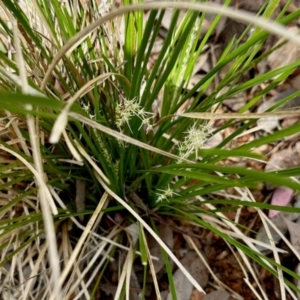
[115, 97, 153, 133]
[81, 100, 96, 119]
[178, 123, 211, 161]
[155, 184, 179, 203]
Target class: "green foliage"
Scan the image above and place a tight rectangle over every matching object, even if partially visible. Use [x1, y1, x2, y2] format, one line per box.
[0, 0, 300, 298]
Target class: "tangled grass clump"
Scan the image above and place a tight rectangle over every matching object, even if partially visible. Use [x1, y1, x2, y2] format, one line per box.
[1, 1, 300, 299]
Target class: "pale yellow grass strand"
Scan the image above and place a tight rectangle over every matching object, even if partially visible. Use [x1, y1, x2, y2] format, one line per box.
[49, 192, 108, 300]
[0, 236, 15, 291]
[23, 241, 48, 300]
[13, 21, 62, 299]
[30, 0, 57, 43]
[4, 110, 31, 157]
[57, 158, 84, 166]
[141, 226, 161, 300]
[72, 242, 116, 300]
[49, 113, 69, 145]
[69, 112, 182, 161]
[61, 224, 70, 270]
[98, 178, 205, 293]
[13, 21, 28, 94]
[230, 185, 286, 297]
[179, 111, 300, 120]
[50, 73, 114, 144]
[74, 139, 110, 184]
[41, 2, 300, 90]
[244, 278, 264, 300]
[239, 252, 267, 299]
[0, 66, 44, 97]
[9, 23, 31, 156]
[257, 210, 286, 300]
[65, 238, 112, 299]
[10, 236, 19, 293]
[217, 229, 286, 253]
[194, 212, 268, 299]
[227, 241, 266, 300]
[126, 247, 134, 300]
[201, 204, 295, 299]
[74, 269, 89, 299]
[0, 147, 60, 264]
[63, 203, 108, 298]
[183, 182, 281, 256]
[267, 218, 300, 261]
[247, 189, 298, 300]
[244, 278, 269, 300]
[261, 219, 299, 300]
[193, 207, 277, 298]
[49, 186, 156, 257]
[62, 130, 83, 162]
[249, 162, 300, 264]
[115, 247, 132, 300]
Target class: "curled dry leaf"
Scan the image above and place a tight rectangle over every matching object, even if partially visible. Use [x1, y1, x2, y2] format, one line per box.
[220, 86, 248, 111]
[161, 9, 186, 33]
[256, 213, 287, 252]
[274, 89, 300, 109]
[285, 219, 300, 254]
[257, 100, 279, 132]
[202, 289, 230, 300]
[265, 147, 300, 190]
[125, 223, 139, 245]
[256, 211, 298, 252]
[205, 131, 223, 148]
[265, 148, 300, 171]
[167, 251, 208, 300]
[257, 88, 300, 132]
[223, 95, 248, 112]
[167, 267, 193, 300]
[256, 190, 300, 253]
[259, 27, 300, 78]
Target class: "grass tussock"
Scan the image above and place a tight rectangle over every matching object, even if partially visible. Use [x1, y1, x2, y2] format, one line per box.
[1, 0, 300, 299]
